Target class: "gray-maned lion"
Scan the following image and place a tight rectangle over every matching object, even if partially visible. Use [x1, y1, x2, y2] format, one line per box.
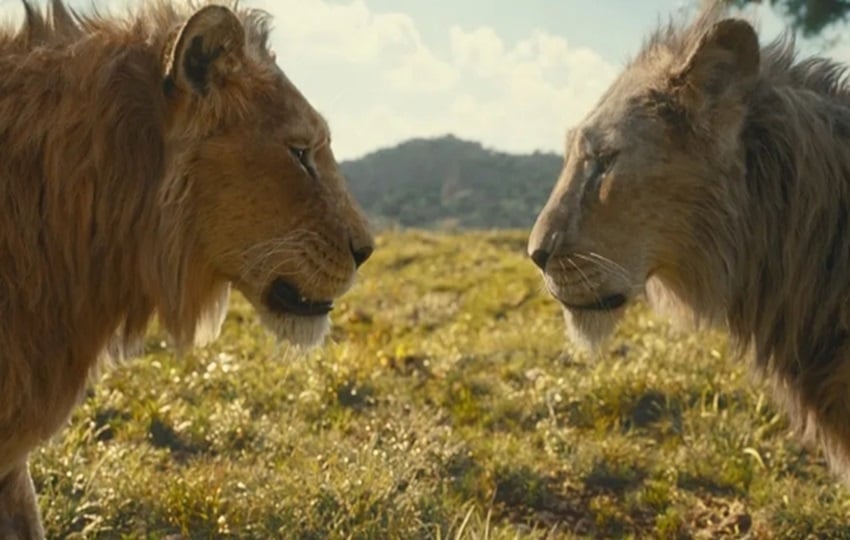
[528, 4, 850, 482]
[0, 1, 374, 537]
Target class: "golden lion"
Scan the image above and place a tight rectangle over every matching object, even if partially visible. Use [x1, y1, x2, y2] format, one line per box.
[0, 1, 373, 537]
[529, 4, 850, 481]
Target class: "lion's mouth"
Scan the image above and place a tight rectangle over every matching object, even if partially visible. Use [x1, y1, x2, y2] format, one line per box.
[266, 279, 333, 317]
[561, 293, 628, 312]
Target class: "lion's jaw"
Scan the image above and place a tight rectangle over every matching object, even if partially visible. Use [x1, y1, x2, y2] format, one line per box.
[256, 307, 332, 349]
[536, 255, 640, 350]
[561, 307, 624, 351]
[243, 272, 357, 349]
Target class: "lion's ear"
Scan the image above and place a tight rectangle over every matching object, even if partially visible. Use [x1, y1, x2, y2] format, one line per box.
[673, 18, 759, 98]
[165, 5, 245, 96]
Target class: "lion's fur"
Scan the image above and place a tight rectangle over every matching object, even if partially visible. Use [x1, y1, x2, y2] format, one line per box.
[0, 0, 249, 464]
[530, 3, 850, 480]
[0, 1, 372, 535]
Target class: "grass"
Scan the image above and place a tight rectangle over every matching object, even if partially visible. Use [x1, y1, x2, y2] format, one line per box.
[33, 230, 850, 539]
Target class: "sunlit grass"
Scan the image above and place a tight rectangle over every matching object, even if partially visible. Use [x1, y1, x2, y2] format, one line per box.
[34, 230, 850, 538]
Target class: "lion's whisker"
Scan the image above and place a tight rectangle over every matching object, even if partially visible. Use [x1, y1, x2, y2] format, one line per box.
[572, 252, 631, 284]
[563, 256, 605, 307]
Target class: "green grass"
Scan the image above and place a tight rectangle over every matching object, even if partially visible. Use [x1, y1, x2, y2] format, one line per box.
[34, 230, 850, 538]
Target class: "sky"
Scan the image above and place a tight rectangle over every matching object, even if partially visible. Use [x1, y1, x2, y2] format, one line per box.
[1, 0, 849, 160]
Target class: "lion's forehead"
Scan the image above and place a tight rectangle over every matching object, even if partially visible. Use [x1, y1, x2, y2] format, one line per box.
[254, 77, 330, 143]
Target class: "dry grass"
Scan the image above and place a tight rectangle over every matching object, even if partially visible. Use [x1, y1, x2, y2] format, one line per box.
[33, 230, 850, 538]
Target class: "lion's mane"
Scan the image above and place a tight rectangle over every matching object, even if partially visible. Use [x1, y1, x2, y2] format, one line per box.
[640, 6, 850, 476]
[0, 0, 268, 468]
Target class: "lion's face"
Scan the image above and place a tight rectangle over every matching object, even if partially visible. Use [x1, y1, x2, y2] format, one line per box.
[164, 6, 373, 347]
[189, 95, 372, 347]
[528, 18, 759, 348]
[527, 92, 674, 347]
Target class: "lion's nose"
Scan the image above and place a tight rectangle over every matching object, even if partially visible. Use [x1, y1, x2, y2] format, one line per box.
[529, 248, 551, 270]
[528, 202, 565, 272]
[351, 242, 373, 268]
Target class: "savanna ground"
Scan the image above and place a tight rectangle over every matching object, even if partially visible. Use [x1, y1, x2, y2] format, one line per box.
[34, 231, 850, 539]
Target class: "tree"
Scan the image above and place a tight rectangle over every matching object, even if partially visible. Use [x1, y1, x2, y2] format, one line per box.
[731, 0, 850, 37]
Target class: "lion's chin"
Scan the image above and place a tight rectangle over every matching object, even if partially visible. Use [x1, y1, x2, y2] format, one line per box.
[562, 307, 624, 352]
[257, 309, 331, 349]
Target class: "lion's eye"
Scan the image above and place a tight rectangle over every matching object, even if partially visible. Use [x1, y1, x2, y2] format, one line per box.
[289, 146, 316, 178]
[290, 146, 308, 165]
[583, 152, 618, 183]
[583, 157, 600, 182]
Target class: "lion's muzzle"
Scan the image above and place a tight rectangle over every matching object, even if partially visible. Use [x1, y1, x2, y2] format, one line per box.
[560, 292, 628, 312]
[266, 279, 334, 317]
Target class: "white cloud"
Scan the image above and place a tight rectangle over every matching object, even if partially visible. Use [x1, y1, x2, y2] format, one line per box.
[437, 26, 617, 156]
[383, 45, 458, 94]
[254, 0, 420, 64]
[833, 41, 850, 63]
[451, 26, 505, 76]
[0, 0, 620, 160]
[255, 0, 617, 160]
[2, 0, 848, 160]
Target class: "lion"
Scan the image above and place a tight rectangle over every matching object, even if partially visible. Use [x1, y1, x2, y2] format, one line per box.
[528, 3, 850, 483]
[0, 1, 373, 537]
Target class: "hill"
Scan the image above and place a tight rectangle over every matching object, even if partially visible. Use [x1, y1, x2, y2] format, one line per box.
[340, 135, 561, 229]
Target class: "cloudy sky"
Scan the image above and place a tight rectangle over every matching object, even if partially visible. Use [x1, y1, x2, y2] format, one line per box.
[2, 0, 848, 160]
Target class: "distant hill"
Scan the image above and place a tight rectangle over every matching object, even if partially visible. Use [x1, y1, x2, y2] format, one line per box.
[340, 135, 562, 230]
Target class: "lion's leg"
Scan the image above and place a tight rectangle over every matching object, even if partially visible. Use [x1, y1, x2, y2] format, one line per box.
[772, 350, 850, 483]
[813, 398, 850, 482]
[0, 461, 43, 540]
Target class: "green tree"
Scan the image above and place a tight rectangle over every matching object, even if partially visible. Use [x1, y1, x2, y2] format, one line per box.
[731, 0, 850, 37]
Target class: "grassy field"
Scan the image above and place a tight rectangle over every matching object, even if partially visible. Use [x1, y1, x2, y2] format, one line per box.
[33, 230, 850, 539]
